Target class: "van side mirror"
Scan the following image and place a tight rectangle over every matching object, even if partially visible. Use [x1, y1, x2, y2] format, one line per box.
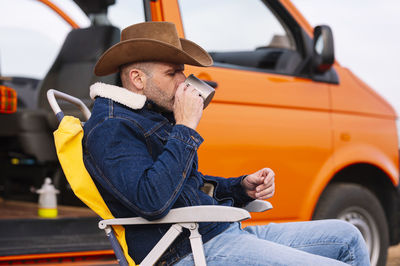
[312, 25, 334, 73]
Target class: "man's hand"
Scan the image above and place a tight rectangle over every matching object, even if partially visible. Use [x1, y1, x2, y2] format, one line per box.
[242, 168, 275, 200]
[174, 83, 203, 130]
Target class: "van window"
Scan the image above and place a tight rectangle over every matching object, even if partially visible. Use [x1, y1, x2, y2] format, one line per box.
[0, 0, 75, 79]
[0, 0, 144, 80]
[179, 0, 301, 74]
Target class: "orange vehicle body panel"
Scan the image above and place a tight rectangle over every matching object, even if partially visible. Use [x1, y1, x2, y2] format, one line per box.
[154, 0, 399, 225]
[189, 67, 333, 222]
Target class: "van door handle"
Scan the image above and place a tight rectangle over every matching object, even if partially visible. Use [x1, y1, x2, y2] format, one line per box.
[202, 80, 218, 89]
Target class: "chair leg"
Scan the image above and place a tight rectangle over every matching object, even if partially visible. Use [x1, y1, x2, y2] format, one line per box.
[104, 226, 129, 266]
[141, 224, 183, 266]
[187, 224, 207, 266]
[141, 222, 207, 266]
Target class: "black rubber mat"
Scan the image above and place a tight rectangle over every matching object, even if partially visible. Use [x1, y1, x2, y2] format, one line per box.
[0, 217, 111, 255]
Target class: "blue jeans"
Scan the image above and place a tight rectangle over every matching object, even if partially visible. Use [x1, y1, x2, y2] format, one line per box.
[175, 220, 370, 266]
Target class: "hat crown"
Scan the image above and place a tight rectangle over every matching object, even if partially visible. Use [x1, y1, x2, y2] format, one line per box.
[94, 22, 212, 76]
[121, 22, 182, 49]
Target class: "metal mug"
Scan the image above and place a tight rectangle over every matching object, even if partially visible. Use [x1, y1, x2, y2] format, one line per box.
[184, 74, 215, 109]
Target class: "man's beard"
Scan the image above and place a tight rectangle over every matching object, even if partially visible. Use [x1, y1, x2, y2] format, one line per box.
[143, 79, 174, 112]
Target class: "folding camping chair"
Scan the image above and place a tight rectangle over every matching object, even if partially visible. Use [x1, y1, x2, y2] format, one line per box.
[47, 89, 273, 266]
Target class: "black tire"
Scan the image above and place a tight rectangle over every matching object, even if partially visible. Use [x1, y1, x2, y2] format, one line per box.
[313, 182, 388, 266]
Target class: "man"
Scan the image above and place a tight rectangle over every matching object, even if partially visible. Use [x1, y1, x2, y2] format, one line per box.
[83, 22, 369, 265]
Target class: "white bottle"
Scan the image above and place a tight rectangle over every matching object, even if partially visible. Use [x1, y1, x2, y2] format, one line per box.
[36, 177, 59, 218]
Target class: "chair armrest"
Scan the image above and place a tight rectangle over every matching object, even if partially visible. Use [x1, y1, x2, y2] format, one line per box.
[243, 200, 273, 213]
[99, 205, 250, 229]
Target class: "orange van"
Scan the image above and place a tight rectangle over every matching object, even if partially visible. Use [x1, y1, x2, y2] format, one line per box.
[0, 0, 398, 265]
[150, 1, 399, 265]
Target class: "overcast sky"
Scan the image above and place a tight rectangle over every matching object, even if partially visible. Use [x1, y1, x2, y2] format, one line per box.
[291, 0, 400, 115]
[1, 0, 399, 115]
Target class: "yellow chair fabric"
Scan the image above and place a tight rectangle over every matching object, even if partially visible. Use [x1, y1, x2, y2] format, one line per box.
[54, 116, 136, 266]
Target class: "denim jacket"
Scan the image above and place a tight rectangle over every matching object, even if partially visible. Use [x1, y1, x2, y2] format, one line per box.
[82, 83, 253, 264]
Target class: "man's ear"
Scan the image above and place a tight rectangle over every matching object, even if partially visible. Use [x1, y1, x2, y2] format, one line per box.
[129, 69, 146, 91]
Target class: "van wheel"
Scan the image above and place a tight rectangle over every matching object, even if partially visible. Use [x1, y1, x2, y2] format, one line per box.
[312, 182, 388, 266]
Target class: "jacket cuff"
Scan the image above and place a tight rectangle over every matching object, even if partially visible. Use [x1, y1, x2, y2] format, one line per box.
[169, 124, 204, 149]
[232, 175, 254, 206]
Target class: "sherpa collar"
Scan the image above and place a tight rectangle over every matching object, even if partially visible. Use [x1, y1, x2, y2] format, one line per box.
[89, 82, 147, 110]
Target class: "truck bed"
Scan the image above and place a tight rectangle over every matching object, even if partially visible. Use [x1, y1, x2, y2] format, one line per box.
[0, 200, 114, 262]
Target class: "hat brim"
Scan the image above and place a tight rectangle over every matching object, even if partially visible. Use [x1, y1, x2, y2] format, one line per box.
[94, 38, 213, 76]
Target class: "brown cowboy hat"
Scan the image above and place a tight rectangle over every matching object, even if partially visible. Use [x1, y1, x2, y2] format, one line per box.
[94, 22, 213, 76]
